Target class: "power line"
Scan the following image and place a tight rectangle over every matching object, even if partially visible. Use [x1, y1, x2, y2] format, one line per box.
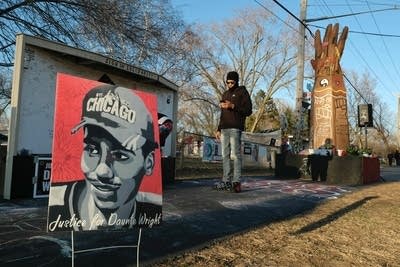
[343, 0, 399, 92]
[253, 0, 315, 48]
[365, 0, 400, 84]
[252, 0, 302, 35]
[309, 2, 400, 7]
[345, 41, 395, 102]
[305, 6, 399, 22]
[318, 0, 395, 127]
[315, 0, 395, 127]
[308, 24, 400, 38]
[267, 0, 370, 104]
[343, 74, 368, 103]
[315, 0, 395, 101]
[269, 0, 314, 36]
[267, 0, 395, 128]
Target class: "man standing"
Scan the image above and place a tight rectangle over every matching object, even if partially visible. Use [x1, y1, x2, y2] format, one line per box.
[215, 71, 252, 193]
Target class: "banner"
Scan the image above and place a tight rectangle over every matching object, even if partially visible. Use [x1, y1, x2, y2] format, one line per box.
[202, 137, 221, 162]
[33, 157, 51, 198]
[47, 73, 162, 232]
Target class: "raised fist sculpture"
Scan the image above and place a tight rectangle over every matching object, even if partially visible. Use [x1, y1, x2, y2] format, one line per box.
[310, 23, 350, 150]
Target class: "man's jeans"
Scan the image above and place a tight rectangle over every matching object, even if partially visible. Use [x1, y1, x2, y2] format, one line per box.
[221, 128, 242, 183]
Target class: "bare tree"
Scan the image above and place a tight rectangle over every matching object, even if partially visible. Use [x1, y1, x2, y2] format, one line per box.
[346, 70, 393, 154]
[178, 81, 219, 135]
[0, 0, 190, 113]
[78, 0, 191, 77]
[373, 100, 394, 155]
[179, 8, 297, 135]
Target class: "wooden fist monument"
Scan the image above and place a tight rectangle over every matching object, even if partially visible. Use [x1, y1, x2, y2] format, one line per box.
[310, 23, 349, 150]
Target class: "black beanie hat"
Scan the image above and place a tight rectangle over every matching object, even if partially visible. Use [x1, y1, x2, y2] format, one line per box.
[226, 71, 239, 83]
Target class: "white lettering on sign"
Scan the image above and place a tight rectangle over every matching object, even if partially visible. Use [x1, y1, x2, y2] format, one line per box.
[48, 214, 87, 231]
[86, 91, 136, 123]
[138, 213, 162, 228]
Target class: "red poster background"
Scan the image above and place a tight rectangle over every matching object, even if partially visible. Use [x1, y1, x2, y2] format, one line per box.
[51, 73, 162, 195]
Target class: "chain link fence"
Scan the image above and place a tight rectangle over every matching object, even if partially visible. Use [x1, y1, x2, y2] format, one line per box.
[175, 131, 281, 178]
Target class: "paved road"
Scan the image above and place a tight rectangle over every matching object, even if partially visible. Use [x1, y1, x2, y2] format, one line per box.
[0, 167, 398, 267]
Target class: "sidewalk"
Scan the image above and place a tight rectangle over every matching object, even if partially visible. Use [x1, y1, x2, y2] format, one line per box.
[0, 167, 397, 267]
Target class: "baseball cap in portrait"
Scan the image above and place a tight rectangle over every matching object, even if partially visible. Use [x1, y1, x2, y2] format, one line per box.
[71, 84, 155, 151]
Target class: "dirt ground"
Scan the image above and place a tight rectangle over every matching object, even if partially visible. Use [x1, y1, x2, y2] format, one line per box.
[154, 181, 400, 267]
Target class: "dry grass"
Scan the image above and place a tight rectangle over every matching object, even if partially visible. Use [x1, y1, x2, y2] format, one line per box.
[155, 181, 400, 267]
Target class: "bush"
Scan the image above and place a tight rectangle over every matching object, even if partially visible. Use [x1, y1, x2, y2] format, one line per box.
[346, 145, 372, 156]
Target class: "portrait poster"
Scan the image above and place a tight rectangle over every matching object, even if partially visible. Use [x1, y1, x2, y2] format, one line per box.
[47, 73, 162, 232]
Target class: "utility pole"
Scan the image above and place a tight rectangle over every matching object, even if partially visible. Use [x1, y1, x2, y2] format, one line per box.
[398, 95, 400, 146]
[296, 0, 307, 114]
[290, 0, 398, 151]
[293, 0, 307, 152]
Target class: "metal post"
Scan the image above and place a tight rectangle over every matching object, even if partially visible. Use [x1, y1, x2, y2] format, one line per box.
[364, 124, 368, 149]
[71, 231, 75, 267]
[136, 228, 142, 267]
[70, 229, 143, 267]
[179, 131, 185, 169]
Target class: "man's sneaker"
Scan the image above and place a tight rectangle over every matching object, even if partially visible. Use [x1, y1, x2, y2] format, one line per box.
[232, 182, 241, 193]
[225, 182, 232, 191]
[214, 181, 231, 191]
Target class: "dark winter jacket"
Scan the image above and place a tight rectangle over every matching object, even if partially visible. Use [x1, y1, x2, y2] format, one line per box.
[218, 85, 252, 131]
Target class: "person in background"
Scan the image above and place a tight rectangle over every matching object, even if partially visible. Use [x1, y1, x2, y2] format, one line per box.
[387, 152, 393, 166]
[275, 136, 293, 178]
[394, 150, 400, 166]
[320, 138, 335, 155]
[280, 136, 292, 156]
[311, 138, 335, 182]
[215, 71, 252, 193]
